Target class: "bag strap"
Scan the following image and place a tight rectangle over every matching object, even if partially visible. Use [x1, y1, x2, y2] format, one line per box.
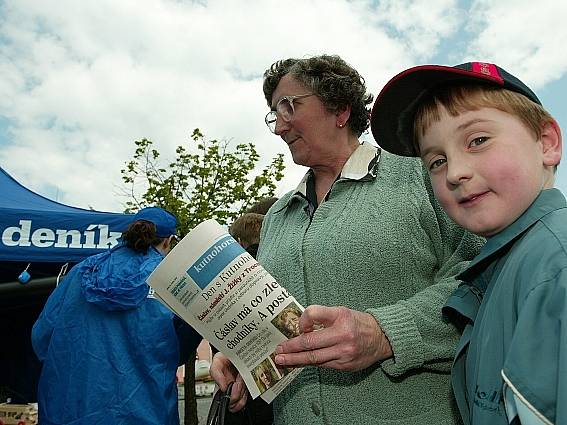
[206, 382, 234, 425]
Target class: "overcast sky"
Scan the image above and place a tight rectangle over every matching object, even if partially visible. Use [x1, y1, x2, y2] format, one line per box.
[1, 0, 566, 212]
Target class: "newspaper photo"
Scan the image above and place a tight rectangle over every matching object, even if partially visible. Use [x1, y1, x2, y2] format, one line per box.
[147, 219, 304, 403]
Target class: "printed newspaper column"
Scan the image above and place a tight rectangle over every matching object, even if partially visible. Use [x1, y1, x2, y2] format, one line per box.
[147, 219, 304, 403]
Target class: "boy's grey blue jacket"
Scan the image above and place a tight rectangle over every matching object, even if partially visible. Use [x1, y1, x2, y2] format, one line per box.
[443, 188, 567, 425]
[32, 243, 201, 425]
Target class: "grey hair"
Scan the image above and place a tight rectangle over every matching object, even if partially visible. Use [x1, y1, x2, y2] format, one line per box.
[262, 54, 373, 137]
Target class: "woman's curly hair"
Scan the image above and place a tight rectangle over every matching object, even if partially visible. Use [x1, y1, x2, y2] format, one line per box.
[263, 55, 374, 137]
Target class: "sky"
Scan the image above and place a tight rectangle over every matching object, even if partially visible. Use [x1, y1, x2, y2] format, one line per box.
[1, 0, 566, 212]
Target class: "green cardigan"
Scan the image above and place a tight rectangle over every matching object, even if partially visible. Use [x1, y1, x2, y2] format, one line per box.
[257, 147, 484, 425]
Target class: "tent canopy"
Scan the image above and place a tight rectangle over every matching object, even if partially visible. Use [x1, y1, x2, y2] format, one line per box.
[0, 166, 134, 282]
[0, 166, 139, 404]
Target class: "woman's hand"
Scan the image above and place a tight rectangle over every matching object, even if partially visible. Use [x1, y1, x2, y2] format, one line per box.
[209, 352, 248, 412]
[274, 305, 393, 371]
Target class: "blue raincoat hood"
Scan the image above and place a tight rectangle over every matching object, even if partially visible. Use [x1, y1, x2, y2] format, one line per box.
[81, 243, 163, 311]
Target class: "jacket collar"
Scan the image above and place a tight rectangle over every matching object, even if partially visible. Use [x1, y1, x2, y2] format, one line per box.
[276, 141, 381, 212]
[458, 188, 567, 282]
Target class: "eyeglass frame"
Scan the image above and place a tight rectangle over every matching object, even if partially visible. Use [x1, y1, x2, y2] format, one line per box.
[264, 93, 314, 133]
[169, 234, 180, 249]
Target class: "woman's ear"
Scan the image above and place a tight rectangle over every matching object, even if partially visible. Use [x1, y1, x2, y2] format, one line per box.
[336, 105, 352, 128]
[541, 119, 562, 167]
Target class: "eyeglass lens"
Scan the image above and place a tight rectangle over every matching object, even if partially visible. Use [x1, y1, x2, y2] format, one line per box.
[266, 98, 294, 133]
[277, 98, 294, 121]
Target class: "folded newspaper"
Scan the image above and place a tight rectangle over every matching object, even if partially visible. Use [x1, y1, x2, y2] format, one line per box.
[147, 219, 304, 403]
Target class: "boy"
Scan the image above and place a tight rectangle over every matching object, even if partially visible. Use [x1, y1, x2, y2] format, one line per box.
[370, 62, 565, 424]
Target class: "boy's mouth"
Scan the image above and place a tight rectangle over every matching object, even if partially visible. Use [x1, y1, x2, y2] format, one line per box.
[458, 191, 489, 206]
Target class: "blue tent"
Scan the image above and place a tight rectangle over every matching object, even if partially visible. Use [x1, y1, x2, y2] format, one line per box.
[0, 166, 134, 403]
[1, 166, 134, 270]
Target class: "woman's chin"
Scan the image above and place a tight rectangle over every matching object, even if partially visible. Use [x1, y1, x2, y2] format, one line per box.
[290, 149, 308, 167]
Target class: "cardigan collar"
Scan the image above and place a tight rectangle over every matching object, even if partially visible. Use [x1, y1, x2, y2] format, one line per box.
[275, 141, 381, 214]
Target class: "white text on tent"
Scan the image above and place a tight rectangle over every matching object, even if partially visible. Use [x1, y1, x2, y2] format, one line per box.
[2, 220, 121, 249]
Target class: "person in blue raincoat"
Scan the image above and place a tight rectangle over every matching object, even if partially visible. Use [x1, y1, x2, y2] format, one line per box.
[32, 207, 201, 425]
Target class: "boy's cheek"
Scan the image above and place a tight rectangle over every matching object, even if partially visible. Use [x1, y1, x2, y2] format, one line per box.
[428, 174, 443, 196]
[431, 182, 456, 214]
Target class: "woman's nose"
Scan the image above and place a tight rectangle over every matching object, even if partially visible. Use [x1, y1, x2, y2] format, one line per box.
[274, 116, 290, 136]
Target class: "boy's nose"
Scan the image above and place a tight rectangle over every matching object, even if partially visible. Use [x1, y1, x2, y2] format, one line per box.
[446, 161, 473, 185]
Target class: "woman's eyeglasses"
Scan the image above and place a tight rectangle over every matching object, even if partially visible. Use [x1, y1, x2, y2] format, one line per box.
[264, 93, 313, 133]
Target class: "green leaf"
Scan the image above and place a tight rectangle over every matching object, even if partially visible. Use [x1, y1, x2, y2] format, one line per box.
[120, 128, 286, 234]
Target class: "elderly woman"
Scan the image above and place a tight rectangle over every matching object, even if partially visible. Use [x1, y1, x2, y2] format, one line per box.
[211, 55, 484, 424]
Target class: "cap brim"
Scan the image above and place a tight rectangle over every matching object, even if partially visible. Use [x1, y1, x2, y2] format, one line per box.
[370, 65, 504, 157]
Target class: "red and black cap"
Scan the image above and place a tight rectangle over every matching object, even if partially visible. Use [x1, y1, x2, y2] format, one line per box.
[370, 62, 542, 157]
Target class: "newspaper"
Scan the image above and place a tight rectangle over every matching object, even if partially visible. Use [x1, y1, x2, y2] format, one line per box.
[147, 219, 304, 403]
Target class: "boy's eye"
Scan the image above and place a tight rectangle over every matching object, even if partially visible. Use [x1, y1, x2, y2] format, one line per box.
[429, 157, 446, 171]
[469, 136, 489, 148]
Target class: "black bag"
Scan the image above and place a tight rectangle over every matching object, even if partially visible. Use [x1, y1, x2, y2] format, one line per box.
[207, 383, 253, 425]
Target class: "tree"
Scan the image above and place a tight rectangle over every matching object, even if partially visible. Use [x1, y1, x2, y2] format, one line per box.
[120, 128, 285, 425]
[121, 128, 285, 234]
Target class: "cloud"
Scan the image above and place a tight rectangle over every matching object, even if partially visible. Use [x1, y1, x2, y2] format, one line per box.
[464, 0, 567, 88]
[1, 0, 566, 211]
[370, 0, 463, 58]
[0, 0, 416, 211]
